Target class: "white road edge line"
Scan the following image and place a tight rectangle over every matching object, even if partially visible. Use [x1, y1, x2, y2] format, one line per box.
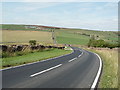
[68, 57, 77, 62]
[1, 48, 74, 71]
[30, 64, 62, 77]
[90, 53, 102, 90]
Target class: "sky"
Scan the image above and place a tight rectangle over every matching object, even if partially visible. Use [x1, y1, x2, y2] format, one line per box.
[1, 1, 118, 31]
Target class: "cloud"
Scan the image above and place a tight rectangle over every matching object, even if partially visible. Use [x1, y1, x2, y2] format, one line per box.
[3, 12, 117, 31]
[2, 2, 118, 31]
[14, 3, 60, 12]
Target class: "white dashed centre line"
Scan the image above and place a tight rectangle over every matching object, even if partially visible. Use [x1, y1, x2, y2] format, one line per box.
[30, 64, 62, 77]
[68, 57, 77, 62]
[78, 52, 83, 57]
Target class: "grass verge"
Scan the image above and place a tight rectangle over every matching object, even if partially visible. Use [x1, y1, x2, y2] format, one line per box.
[84, 48, 118, 88]
[2, 48, 72, 69]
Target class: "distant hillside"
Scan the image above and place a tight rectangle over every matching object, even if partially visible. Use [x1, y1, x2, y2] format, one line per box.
[55, 28, 118, 45]
[1, 24, 65, 31]
[1, 24, 119, 45]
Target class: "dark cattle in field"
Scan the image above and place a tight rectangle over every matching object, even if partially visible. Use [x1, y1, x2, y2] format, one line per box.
[1, 45, 8, 52]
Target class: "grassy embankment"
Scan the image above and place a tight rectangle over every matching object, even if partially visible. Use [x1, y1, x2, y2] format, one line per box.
[2, 48, 72, 68]
[85, 48, 118, 88]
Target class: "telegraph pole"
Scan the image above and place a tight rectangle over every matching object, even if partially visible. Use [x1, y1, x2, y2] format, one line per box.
[52, 28, 57, 45]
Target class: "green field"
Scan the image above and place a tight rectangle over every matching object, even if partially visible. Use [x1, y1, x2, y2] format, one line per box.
[2, 48, 72, 68]
[56, 30, 90, 45]
[2, 30, 53, 44]
[55, 29, 118, 45]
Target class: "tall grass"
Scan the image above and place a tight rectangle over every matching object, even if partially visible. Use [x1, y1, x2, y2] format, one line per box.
[86, 48, 118, 88]
[97, 49, 118, 88]
[118, 51, 120, 90]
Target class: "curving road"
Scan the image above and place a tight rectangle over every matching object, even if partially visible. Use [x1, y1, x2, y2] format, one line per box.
[2, 47, 102, 88]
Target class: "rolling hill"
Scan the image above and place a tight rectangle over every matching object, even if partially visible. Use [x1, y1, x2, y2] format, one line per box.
[1, 24, 119, 45]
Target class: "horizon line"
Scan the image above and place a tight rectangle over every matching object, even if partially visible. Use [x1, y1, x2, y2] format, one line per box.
[1, 23, 118, 31]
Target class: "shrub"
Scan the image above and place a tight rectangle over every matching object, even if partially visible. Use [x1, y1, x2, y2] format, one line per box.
[29, 40, 37, 45]
[88, 38, 118, 48]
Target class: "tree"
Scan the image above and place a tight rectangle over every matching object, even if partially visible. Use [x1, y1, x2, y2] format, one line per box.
[88, 35, 95, 47]
[88, 38, 110, 48]
[29, 40, 36, 46]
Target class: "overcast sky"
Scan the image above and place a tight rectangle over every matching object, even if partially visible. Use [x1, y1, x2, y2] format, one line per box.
[2, 1, 118, 31]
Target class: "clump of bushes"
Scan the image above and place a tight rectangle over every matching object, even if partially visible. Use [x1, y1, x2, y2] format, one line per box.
[2, 49, 30, 58]
[88, 35, 119, 49]
[29, 40, 37, 46]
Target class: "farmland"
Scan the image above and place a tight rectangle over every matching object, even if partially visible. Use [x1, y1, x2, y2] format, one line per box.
[56, 30, 89, 45]
[2, 30, 53, 45]
[55, 29, 118, 45]
[1, 24, 119, 46]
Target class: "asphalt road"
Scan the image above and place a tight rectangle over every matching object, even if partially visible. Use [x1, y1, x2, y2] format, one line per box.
[2, 47, 101, 88]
